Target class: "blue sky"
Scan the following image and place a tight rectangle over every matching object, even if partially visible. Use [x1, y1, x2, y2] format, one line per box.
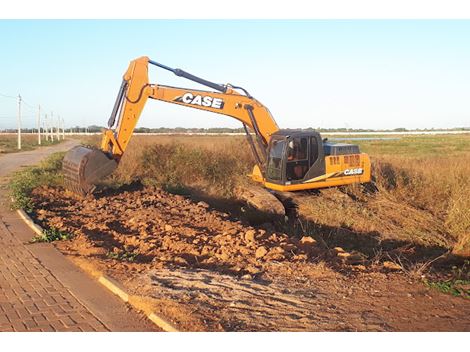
[0, 20, 469, 130]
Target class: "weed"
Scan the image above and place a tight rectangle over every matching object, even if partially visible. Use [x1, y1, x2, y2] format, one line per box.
[424, 260, 470, 298]
[425, 279, 470, 299]
[106, 249, 139, 262]
[31, 227, 73, 243]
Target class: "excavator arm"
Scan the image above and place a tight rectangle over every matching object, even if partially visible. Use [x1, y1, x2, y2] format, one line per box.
[63, 56, 280, 195]
[102, 56, 279, 160]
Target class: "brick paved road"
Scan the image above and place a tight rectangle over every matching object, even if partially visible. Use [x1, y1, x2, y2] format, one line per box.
[0, 221, 108, 332]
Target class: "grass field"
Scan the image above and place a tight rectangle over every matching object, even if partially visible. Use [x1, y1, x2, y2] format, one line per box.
[0, 133, 61, 154]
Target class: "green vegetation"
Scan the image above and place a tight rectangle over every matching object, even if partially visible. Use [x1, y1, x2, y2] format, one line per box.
[337, 135, 470, 157]
[425, 260, 470, 298]
[9, 152, 65, 212]
[31, 226, 74, 243]
[0, 134, 61, 154]
[425, 280, 470, 298]
[106, 249, 139, 262]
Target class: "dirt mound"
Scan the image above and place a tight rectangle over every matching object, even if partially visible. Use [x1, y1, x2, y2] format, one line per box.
[32, 186, 320, 276]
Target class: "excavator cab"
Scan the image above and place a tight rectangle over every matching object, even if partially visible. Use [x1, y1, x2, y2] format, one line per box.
[262, 130, 370, 192]
[265, 130, 326, 185]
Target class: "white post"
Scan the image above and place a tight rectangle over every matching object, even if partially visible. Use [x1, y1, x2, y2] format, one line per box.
[56, 115, 60, 141]
[61, 117, 65, 140]
[37, 104, 42, 145]
[50, 112, 54, 142]
[44, 114, 48, 141]
[17, 94, 22, 150]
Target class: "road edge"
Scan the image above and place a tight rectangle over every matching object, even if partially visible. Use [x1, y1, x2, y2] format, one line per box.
[16, 208, 180, 332]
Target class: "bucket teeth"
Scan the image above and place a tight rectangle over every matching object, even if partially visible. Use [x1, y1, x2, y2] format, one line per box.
[62, 146, 117, 196]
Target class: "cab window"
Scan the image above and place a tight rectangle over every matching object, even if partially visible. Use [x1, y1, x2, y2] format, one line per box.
[266, 139, 285, 181]
[286, 137, 309, 181]
[287, 137, 308, 161]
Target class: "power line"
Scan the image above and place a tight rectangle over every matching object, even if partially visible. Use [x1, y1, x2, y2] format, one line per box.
[0, 92, 17, 99]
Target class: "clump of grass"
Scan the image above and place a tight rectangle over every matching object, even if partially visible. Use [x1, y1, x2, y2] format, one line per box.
[9, 152, 65, 212]
[31, 226, 73, 243]
[425, 280, 470, 298]
[424, 260, 470, 299]
[107, 249, 139, 262]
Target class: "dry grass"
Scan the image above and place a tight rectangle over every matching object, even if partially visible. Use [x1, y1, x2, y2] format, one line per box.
[0, 133, 60, 154]
[80, 133, 470, 256]
[91, 135, 255, 197]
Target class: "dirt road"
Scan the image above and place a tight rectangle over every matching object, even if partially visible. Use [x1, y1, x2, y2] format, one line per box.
[0, 140, 157, 331]
[31, 184, 470, 331]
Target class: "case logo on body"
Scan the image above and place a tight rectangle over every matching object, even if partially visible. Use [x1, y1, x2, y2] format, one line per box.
[174, 92, 224, 109]
[344, 168, 364, 176]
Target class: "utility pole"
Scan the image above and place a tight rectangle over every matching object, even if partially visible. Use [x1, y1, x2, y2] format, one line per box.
[17, 94, 22, 150]
[37, 104, 42, 145]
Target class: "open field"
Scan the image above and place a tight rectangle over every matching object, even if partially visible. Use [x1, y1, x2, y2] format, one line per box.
[0, 133, 61, 154]
[9, 133, 470, 331]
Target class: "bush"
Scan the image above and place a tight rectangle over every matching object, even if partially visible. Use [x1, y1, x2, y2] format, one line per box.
[138, 142, 252, 197]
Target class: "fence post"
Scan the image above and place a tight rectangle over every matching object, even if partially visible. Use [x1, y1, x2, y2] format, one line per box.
[56, 114, 60, 141]
[17, 94, 22, 150]
[50, 111, 54, 142]
[37, 104, 41, 145]
[45, 114, 49, 141]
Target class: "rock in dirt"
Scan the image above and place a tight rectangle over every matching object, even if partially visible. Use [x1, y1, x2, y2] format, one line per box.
[383, 261, 403, 271]
[255, 246, 268, 259]
[300, 236, 317, 246]
[244, 230, 256, 242]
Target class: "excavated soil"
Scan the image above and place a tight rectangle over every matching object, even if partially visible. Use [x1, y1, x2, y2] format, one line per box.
[30, 185, 470, 331]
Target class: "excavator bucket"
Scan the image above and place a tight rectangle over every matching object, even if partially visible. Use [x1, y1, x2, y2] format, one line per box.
[62, 146, 118, 196]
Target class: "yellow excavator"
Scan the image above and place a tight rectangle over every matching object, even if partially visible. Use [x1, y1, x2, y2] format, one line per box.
[63, 56, 371, 210]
